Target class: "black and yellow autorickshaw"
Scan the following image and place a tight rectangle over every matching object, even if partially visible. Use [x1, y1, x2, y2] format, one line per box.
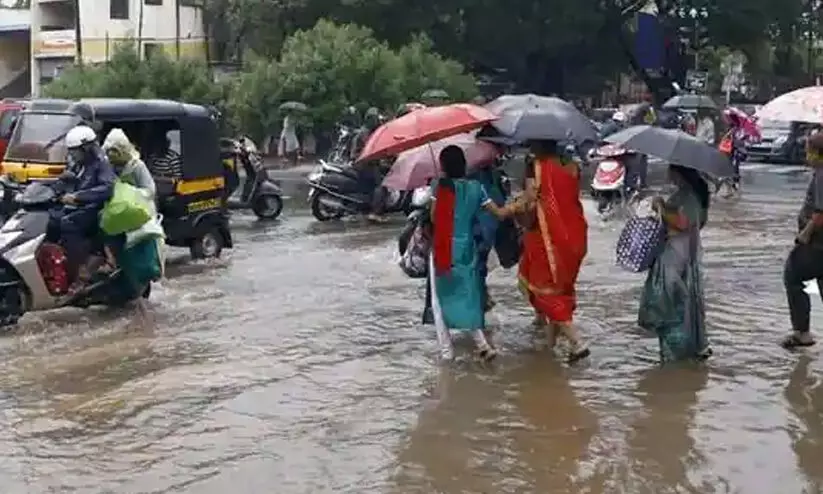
[1, 98, 233, 258]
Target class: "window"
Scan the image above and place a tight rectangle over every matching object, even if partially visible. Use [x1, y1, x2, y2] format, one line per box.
[110, 0, 129, 19]
[180, 0, 203, 6]
[144, 0, 162, 5]
[0, 109, 20, 140]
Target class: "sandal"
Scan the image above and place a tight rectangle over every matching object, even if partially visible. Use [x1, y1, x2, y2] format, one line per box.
[780, 333, 816, 350]
[477, 344, 497, 362]
[567, 345, 591, 364]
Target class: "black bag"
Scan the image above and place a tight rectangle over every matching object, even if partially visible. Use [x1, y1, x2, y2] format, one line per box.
[494, 217, 521, 269]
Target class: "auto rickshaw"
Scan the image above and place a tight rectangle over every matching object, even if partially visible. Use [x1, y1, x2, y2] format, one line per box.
[1, 98, 233, 259]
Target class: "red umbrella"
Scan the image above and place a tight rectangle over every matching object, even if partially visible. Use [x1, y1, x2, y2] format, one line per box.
[356, 104, 497, 163]
[382, 133, 500, 190]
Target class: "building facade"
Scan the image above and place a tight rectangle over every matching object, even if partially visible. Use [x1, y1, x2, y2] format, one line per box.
[30, 0, 206, 94]
[0, 3, 31, 98]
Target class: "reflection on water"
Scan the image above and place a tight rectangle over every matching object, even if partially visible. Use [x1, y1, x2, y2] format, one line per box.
[0, 168, 820, 492]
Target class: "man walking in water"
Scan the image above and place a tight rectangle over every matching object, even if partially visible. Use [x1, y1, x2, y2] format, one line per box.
[782, 131, 823, 349]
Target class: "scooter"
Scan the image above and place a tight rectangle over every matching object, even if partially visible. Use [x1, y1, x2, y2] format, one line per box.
[590, 144, 642, 216]
[0, 178, 150, 328]
[223, 136, 284, 220]
[327, 125, 355, 163]
[398, 186, 432, 255]
[306, 160, 413, 221]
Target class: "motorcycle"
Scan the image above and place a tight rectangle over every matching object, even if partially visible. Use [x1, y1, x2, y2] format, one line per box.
[590, 144, 643, 216]
[0, 178, 151, 328]
[306, 160, 414, 221]
[223, 136, 284, 220]
[327, 125, 355, 163]
[398, 186, 433, 255]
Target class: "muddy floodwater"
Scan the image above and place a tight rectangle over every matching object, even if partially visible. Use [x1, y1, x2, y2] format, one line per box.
[0, 163, 821, 494]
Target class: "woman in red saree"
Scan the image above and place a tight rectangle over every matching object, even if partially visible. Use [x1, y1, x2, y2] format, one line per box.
[517, 140, 590, 363]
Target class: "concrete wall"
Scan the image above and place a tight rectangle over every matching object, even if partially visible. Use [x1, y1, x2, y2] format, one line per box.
[0, 34, 30, 97]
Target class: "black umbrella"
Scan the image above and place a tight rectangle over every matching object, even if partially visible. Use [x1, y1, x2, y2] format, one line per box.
[604, 125, 733, 178]
[480, 94, 598, 143]
[662, 94, 717, 110]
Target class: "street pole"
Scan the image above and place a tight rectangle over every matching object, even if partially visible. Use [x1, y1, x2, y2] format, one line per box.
[175, 0, 181, 60]
[73, 0, 83, 65]
[693, 17, 699, 70]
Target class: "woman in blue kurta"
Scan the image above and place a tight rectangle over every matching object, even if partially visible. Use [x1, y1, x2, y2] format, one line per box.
[429, 146, 513, 362]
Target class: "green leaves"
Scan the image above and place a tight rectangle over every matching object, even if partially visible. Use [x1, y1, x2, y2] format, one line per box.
[43, 20, 477, 144]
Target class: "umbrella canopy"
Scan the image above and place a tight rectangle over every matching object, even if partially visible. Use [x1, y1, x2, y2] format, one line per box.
[422, 89, 449, 100]
[755, 86, 823, 124]
[724, 106, 761, 141]
[279, 101, 307, 112]
[480, 94, 598, 143]
[662, 94, 717, 110]
[382, 133, 499, 190]
[356, 104, 497, 163]
[604, 125, 733, 178]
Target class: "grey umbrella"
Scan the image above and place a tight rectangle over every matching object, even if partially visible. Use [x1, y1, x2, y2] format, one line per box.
[480, 94, 598, 143]
[604, 125, 733, 177]
[662, 94, 717, 110]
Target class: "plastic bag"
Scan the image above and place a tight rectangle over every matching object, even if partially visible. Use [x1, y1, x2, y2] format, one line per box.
[125, 214, 165, 248]
[616, 214, 665, 273]
[100, 180, 152, 235]
[399, 225, 430, 278]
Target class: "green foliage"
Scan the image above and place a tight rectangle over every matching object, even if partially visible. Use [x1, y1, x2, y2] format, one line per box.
[44, 42, 224, 107]
[227, 20, 478, 141]
[43, 21, 477, 142]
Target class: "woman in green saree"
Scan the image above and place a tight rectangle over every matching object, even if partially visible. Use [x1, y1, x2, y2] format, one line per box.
[639, 164, 712, 363]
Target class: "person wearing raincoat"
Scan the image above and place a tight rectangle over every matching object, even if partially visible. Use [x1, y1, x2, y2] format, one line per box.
[100, 128, 165, 289]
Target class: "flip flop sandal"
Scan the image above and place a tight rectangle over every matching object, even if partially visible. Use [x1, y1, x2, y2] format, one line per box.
[478, 345, 497, 362]
[780, 334, 816, 350]
[567, 346, 591, 364]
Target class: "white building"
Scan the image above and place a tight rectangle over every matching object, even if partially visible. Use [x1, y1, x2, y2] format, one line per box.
[30, 0, 206, 94]
[0, 3, 31, 97]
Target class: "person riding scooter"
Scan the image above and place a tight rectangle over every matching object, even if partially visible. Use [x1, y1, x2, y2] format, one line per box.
[351, 108, 388, 222]
[599, 110, 627, 139]
[49, 125, 117, 295]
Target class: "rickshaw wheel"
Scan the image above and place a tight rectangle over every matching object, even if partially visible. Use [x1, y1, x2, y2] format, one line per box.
[190, 227, 224, 259]
[252, 194, 283, 220]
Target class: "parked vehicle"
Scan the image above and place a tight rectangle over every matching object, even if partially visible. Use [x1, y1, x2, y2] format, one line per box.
[306, 160, 413, 221]
[221, 136, 284, 220]
[746, 119, 804, 163]
[2, 98, 233, 258]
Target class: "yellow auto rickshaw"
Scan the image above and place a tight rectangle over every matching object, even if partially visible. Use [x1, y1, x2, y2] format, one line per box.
[1, 98, 233, 258]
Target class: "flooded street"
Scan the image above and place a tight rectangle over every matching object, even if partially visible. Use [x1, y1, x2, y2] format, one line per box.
[0, 163, 821, 493]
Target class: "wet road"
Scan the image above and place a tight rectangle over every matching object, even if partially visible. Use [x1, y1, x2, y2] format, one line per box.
[0, 162, 822, 493]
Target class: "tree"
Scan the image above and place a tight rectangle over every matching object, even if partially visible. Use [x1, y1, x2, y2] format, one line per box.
[44, 42, 224, 106]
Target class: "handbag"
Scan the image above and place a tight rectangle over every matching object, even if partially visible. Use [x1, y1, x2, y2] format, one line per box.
[615, 214, 665, 273]
[494, 217, 521, 268]
[399, 224, 430, 278]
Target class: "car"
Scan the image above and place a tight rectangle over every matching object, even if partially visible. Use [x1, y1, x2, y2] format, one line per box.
[746, 119, 804, 163]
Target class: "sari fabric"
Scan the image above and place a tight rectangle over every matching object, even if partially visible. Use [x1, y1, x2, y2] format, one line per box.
[431, 178, 489, 330]
[638, 186, 709, 363]
[518, 157, 588, 323]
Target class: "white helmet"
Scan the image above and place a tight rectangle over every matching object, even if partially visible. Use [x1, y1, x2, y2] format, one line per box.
[612, 111, 627, 123]
[65, 125, 97, 149]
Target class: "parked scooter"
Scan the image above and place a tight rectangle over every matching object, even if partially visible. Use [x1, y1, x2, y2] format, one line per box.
[222, 136, 284, 220]
[306, 160, 413, 221]
[0, 178, 151, 328]
[590, 144, 644, 216]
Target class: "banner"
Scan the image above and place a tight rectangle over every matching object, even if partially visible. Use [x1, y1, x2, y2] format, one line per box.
[634, 0, 665, 73]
